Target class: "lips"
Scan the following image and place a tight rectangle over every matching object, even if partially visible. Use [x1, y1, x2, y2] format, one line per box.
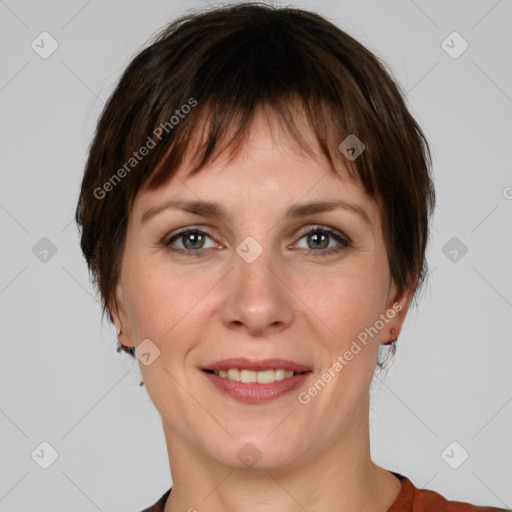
[202, 369, 311, 404]
[202, 357, 311, 373]
[201, 357, 312, 403]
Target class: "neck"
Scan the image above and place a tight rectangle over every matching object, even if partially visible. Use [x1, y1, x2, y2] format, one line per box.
[162, 397, 401, 512]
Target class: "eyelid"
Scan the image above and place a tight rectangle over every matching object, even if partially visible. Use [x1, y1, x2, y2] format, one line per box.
[163, 225, 219, 245]
[163, 223, 351, 257]
[291, 224, 352, 252]
[295, 224, 350, 242]
[164, 223, 349, 243]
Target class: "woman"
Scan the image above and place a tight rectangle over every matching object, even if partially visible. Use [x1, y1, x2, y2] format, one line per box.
[75, 3, 508, 511]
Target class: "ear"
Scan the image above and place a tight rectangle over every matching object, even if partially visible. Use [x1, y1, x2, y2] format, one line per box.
[112, 283, 135, 348]
[382, 277, 416, 344]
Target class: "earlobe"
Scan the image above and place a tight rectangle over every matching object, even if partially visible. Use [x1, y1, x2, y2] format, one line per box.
[387, 274, 416, 316]
[112, 284, 135, 348]
[112, 284, 124, 333]
[392, 289, 413, 316]
[382, 283, 414, 345]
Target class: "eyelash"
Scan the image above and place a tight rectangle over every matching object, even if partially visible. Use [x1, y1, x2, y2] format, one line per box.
[163, 225, 351, 258]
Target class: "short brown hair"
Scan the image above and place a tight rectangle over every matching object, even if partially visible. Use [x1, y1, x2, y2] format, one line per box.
[75, 2, 435, 357]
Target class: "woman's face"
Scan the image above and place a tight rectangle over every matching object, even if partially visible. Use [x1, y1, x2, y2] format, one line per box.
[115, 110, 411, 471]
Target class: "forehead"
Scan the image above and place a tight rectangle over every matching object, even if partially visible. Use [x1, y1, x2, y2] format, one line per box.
[131, 108, 376, 224]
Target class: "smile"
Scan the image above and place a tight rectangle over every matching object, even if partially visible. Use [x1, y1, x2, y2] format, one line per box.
[211, 368, 296, 383]
[201, 358, 312, 404]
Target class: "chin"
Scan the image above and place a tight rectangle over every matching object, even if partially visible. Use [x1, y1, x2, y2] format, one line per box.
[205, 433, 304, 472]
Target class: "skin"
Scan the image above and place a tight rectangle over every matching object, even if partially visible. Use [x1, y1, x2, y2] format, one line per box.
[114, 108, 414, 512]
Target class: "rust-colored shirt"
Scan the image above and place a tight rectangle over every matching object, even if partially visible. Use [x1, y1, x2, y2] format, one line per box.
[140, 472, 509, 511]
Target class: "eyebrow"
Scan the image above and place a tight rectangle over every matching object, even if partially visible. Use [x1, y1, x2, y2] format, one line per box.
[141, 198, 371, 225]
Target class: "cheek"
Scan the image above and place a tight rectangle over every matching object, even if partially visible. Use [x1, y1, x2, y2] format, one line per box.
[300, 261, 389, 345]
[123, 258, 214, 345]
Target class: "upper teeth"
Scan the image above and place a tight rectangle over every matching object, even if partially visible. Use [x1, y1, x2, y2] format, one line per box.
[214, 368, 295, 383]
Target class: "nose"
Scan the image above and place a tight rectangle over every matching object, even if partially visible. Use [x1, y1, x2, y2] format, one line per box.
[219, 247, 295, 337]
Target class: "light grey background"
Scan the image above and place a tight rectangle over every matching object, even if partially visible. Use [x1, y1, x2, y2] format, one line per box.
[1, 0, 511, 511]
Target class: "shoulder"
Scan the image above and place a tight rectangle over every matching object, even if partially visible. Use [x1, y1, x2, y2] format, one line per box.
[139, 488, 171, 512]
[389, 473, 510, 512]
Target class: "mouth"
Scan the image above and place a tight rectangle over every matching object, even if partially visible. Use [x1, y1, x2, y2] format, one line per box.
[203, 368, 304, 383]
[201, 358, 312, 404]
